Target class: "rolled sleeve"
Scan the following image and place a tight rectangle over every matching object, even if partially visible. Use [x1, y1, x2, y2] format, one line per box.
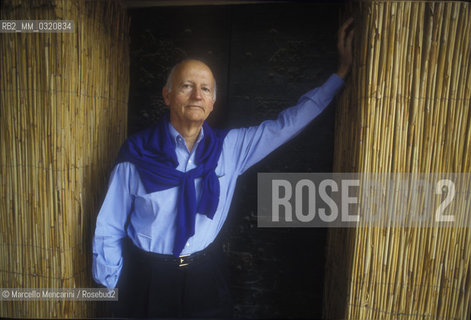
[92, 247, 123, 289]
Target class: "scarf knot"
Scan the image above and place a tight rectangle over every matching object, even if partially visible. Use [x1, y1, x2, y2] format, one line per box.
[116, 114, 228, 256]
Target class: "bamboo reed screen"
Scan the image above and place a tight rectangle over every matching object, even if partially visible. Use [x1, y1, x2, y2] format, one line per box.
[0, 0, 129, 318]
[325, 1, 471, 319]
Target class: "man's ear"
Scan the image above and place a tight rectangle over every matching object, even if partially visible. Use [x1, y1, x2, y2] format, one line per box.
[162, 87, 171, 106]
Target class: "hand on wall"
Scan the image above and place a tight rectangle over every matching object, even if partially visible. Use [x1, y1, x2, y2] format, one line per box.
[336, 17, 354, 80]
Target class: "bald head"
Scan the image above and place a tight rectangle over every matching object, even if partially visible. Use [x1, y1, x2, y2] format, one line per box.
[162, 59, 217, 130]
[165, 59, 217, 100]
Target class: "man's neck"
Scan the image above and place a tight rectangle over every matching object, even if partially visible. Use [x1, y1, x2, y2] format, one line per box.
[170, 119, 202, 152]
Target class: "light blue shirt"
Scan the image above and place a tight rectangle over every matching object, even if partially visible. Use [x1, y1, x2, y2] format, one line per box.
[92, 74, 344, 289]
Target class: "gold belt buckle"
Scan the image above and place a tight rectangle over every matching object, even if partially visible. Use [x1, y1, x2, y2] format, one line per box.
[178, 254, 190, 267]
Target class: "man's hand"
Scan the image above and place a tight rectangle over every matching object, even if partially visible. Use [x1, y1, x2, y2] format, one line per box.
[336, 17, 354, 80]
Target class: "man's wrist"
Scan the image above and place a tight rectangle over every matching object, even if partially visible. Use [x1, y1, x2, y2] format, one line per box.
[336, 67, 349, 80]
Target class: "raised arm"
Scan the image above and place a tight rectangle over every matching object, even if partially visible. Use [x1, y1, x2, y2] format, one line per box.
[225, 18, 354, 175]
[226, 74, 344, 175]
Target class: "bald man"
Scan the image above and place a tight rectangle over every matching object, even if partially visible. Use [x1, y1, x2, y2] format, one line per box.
[92, 19, 354, 318]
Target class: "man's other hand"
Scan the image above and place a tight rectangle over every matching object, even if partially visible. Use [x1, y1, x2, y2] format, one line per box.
[336, 17, 354, 80]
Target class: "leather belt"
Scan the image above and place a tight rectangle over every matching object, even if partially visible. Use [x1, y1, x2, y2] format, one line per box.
[133, 244, 210, 268]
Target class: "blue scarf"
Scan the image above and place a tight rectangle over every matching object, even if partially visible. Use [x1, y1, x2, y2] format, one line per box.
[116, 114, 228, 256]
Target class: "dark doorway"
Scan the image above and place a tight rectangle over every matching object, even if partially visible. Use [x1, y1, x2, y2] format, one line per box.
[128, 2, 343, 318]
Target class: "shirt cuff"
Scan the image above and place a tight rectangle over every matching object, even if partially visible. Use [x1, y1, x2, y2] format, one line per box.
[92, 254, 123, 289]
[327, 73, 346, 92]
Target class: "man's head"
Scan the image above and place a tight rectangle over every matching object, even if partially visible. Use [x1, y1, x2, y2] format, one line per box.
[163, 59, 216, 129]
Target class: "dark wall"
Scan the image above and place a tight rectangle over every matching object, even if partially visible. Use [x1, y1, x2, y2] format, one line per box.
[128, 2, 343, 318]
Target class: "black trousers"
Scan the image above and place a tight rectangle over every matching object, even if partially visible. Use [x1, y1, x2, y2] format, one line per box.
[109, 237, 233, 318]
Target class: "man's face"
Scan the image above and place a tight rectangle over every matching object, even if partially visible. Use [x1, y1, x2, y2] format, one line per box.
[163, 60, 216, 127]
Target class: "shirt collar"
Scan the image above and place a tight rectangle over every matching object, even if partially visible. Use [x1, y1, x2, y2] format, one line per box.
[168, 122, 205, 146]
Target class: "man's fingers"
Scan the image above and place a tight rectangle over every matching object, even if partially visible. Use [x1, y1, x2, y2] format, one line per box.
[338, 17, 354, 51]
[347, 29, 354, 50]
[336, 18, 355, 78]
[338, 30, 353, 53]
[337, 35, 344, 51]
[339, 17, 354, 34]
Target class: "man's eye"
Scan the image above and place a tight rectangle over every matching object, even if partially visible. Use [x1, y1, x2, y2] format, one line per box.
[182, 84, 191, 89]
[202, 87, 210, 92]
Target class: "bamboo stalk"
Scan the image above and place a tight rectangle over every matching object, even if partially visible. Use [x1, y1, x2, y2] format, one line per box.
[1, 0, 129, 317]
[325, 1, 471, 320]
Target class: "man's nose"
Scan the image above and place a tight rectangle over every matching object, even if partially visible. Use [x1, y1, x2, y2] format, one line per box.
[191, 87, 203, 99]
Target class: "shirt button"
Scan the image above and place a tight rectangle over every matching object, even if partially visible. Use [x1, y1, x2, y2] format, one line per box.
[186, 243, 190, 247]
[189, 160, 192, 163]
